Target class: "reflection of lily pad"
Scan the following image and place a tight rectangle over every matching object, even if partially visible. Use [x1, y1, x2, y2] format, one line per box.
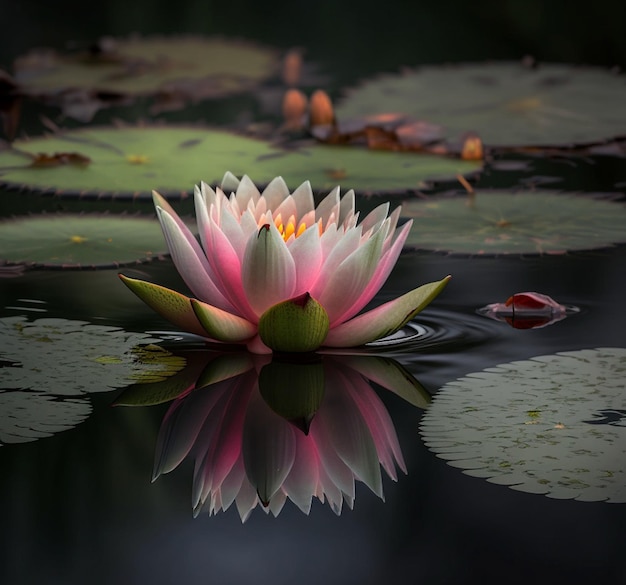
[0, 127, 481, 197]
[14, 36, 279, 119]
[336, 63, 626, 147]
[0, 392, 92, 445]
[0, 315, 185, 444]
[0, 214, 170, 268]
[402, 191, 626, 254]
[419, 348, 626, 503]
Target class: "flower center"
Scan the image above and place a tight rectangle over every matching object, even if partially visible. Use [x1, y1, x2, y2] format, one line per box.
[272, 213, 323, 241]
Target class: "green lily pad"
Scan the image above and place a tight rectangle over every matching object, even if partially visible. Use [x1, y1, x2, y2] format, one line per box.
[419, 348, 626, 503]
[0, 126, 481, 197]
[14, 36, 279, 119]
[0, 315, 185, 444]
[0, 126, 276, 197]
[0, 214, 170, 268]
[255, 144, 481, 193]
[402, 191, 626, 255]
[336, 63, 626, 148]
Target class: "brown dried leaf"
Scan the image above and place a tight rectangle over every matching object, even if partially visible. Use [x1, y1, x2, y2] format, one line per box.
[29, 152, 91, 168]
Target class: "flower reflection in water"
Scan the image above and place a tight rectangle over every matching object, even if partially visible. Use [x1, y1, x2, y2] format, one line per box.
[117, 351, 428, 521]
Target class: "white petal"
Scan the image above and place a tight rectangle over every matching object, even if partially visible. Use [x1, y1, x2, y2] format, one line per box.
[360, 202, 390, 237]
[261, 176, 290, 210]
[290, 180, 315, 219]
[221, 171, 240, 195]
[242, 222, 296, 316]
[315, 186, 340, 227]
[339, 189, 355, 226]
[236, 175, 261, 209]
[288, 224, 323, 295]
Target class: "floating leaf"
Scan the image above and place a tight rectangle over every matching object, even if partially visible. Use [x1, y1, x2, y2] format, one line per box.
[0, 315, 184, 394]
[260, 144, 481, 193]
[0, 315, 185, 444]
[0, 214, 172, 268]
[0, 126, 276, 197]
[419, 348, 626, 503]
[402, 191, 626, 254]
[0, 126, 481, 197]
[13, 36, 279, 120]
[336, 63, 626, 148]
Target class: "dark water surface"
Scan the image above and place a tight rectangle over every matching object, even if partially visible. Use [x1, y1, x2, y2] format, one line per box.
[1, 2, 626, 584]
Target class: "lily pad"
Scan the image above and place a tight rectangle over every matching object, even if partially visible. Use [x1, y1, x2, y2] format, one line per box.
[402, 191, 626, 255]
[256, 144, 481, 193]
[0, 214, 171, 268]
[0, 126, 276, 197]
[0, 126, 481, 197]
[336, 63, 626, 148]
[419, 348, 626, 503]
[0, 315, 185, 444]
[13, 36, 279, 119]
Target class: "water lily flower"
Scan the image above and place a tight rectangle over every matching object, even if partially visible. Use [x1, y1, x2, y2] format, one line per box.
[120, 173, 449, 354]
[145, 352, 426, 521]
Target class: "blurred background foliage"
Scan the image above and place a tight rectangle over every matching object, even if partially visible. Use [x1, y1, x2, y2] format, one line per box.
[2, 0, 625, 80]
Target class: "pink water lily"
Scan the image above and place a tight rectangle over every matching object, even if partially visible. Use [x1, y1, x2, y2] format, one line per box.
[120, 173, 449, 353]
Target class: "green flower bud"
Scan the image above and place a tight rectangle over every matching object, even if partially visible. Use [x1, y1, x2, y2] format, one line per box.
[258, 293, 329, 353]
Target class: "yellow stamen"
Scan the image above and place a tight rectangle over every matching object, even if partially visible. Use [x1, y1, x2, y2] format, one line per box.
[284, 221, 295, 240]
[296, 222, 307, 238]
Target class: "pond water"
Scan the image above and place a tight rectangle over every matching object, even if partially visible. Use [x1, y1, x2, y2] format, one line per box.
[1, 4, 626, 584]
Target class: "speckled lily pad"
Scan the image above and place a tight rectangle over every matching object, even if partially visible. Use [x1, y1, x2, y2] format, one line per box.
[0, 126, 482, 197]
[0, 214, 169, 268]
[336, 63, 626, 148]
[13, 36, 279, 120]
[0, 315, 185, 444]
[402, 191, 626, 255]
[419, 348, 626, 503]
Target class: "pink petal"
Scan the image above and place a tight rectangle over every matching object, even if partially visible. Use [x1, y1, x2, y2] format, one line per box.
[156, 206, 234, 312]
[331, 220, 412, 325]
[205, 215, 258, 322]
[315, 226, 387, 325]
[324, 276, 451, 347]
